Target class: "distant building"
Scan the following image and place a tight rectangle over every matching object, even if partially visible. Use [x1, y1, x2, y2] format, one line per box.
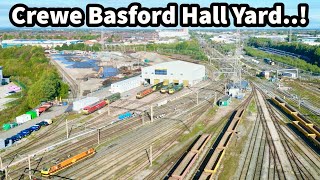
[141, 61, 205, 87]
[158, 28, 190, 40]
[253, 35, 287, 42]
[219, 96, 231, 106]
[281, 72, 297, 79]
[1, 39, 83, 49]
[84, 40, 98, 46]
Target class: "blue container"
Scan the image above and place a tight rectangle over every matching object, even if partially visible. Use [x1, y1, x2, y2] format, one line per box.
[104, 67, 118, 77]
[62, 102, 68, 106]
[118, 112, 132, 120]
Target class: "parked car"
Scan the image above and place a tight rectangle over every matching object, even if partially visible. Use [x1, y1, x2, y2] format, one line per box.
[5, 91, 16, 96]
[5, 138, 11, 146]
[11, 135, 22, 142]
[36, 121, 49, 127]
[29, 125, 40, 131]
[19, 129, 31, 137]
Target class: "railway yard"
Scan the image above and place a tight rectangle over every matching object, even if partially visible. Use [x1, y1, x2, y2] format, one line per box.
[1, 39, 320, 180]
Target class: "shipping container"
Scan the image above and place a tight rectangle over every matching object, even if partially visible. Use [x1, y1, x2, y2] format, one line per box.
[16, 114, 32, 124]
[26, 110, 37, 119]
[118, 112, 132, 120]
[2, 124, 11, 131]
[73, 97, 100, 111]
[10, 122, 18, 128]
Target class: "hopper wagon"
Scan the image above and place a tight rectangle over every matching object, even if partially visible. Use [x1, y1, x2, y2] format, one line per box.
[41, 148, 96, 176]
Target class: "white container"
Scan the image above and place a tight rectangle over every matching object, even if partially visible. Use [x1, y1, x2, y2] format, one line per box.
[16, 114, 32, 124]
[72, 97, 100, 111]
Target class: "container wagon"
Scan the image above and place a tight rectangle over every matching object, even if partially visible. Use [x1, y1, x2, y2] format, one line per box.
[169, 84, 184, 94]
[41, 148, 96, 176]
[83, 100, 107, 115]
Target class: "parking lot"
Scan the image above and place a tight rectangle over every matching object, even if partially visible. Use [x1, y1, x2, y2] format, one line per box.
[0, 82, 18, 111]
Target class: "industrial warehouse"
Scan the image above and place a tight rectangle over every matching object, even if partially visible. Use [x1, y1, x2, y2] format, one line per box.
[1, 39, 82, 48]
[141, 60, 206, 86]
[0, 19, 319, 180]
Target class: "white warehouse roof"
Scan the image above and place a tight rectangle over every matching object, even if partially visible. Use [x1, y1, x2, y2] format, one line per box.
[143, 60, 204, 72]
[142, 60, 206, 86]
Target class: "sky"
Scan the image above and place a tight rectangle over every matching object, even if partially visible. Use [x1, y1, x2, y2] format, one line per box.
[0, 0, 319, 29]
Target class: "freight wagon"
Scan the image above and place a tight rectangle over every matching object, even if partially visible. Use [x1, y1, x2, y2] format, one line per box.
[37, 102, 53, 113]
[105, 92, 121, 103]
[118, 112, 133, 120]
[41, 148, 96, 176]
[83, 100, 107, 115]
[271, 96, 320, 147]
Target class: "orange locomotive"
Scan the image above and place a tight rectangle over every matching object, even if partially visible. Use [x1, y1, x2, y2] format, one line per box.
[41, 148, 96, 176]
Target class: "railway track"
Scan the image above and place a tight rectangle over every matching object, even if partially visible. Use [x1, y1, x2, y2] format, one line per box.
[49, 56, 79, 99]
[252, 86, 319, 179]
[238, 112, 266, 179]
[62, 83, 221, 177]
[194, 91, 253, 179]
[2, 85, 198, 165]
[6, 82, 222, 179]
